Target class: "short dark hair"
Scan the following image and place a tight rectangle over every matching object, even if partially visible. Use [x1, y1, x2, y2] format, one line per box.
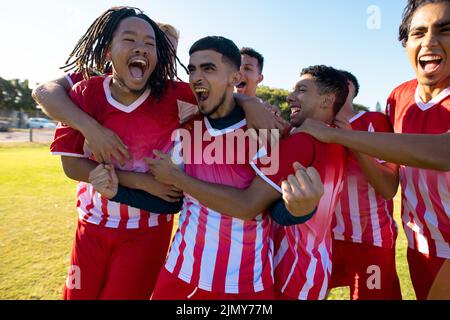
[340, 70, 360, 98]
[399, 0, 449, 47]
[301, 65, 349, 116]
[189, 36, 241, 70]
[240, 47, 264, 73]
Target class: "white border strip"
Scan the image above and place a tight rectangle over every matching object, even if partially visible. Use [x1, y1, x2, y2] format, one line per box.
[250, 162, 282, 194]
[51, 152, 86, 158]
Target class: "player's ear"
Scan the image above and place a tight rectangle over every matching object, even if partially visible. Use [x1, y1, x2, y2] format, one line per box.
[105, 47, 112, 62]
[321, 94, 335, 110]
[231, 69, 243, 87]
[258, 73, 264, 84]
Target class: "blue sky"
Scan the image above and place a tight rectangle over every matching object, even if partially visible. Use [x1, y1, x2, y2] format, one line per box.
[0, 0, 415, 109]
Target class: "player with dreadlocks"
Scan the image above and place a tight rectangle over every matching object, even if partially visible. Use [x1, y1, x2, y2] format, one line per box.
[48, 6, 199, 300]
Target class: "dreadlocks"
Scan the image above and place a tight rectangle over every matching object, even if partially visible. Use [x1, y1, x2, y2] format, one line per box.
[61, 6, 183, 99]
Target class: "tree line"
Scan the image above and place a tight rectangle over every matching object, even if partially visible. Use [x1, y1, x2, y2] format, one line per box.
[0, 76, 372, 116]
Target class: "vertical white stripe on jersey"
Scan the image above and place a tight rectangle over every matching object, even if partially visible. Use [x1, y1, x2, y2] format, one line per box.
[298, 232, 318, 300]
[253, 219, 264, 291]
[318, 241, 331, 300]
[225, 218, 244, 294]
[418, 170, 450, 256]
[437, 174, 450, 214]
[179, 204, 201, 282]
[367, 185, 382, 247]
[348, 176, 362, 241]
[105, 200, 120, 228]
[199, 211, 219, 292]
[149, 213, 159, 227]
[86, 189, 102, 225]
[333, 201, 345, 240]
[165, 206, 188, 273]
[403, 168, 429, 254]
[127, 207, 140, 229]
[274, 235, 288, 269]
[281, 227, 300, 294]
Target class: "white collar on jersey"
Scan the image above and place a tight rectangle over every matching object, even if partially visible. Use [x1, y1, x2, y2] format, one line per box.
[415, 85, 450, 111]
[348, 111, 366, 124]
[103, 76, 151, 113]
[203, 116, 247, 137]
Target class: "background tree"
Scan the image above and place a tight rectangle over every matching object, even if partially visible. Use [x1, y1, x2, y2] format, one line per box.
[0, 77, 36, 112]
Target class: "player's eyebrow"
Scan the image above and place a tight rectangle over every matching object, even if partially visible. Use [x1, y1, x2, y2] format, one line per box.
[410, 20, 450, 31]
[437, 21, 450, 28]
[121, 30, 155, 40]
[200, 62, 216, 69]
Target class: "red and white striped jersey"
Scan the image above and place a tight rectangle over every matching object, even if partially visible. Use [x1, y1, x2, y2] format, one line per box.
[165, 115, 274, 294]
[332, 111, 398, 248]
[51, 76, 198, 229]
[386, 79, 450, 259]
[254, 132, 347, 300]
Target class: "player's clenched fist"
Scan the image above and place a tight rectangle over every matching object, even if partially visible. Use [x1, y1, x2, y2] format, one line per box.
[281, 162, 324, 217]
[88, 164, 119, 199]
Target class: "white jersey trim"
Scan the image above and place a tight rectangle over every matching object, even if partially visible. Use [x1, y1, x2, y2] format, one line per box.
[414, 85, 450, 111]
[64, 74, 74, 88]
[103, 76, 151, 113]
[204, 117, 247, 137]
[348, 111, 366, 124]
[51, 151, 86, 158]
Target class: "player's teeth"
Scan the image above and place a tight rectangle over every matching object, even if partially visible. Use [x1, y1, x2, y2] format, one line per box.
[420, 56, 441, 62]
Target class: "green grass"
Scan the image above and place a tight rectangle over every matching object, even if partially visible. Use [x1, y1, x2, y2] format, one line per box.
[0, 143, 415, 300]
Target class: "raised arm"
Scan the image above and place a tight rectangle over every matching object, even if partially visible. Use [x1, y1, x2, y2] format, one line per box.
[32, 77, 130, 164]
[298, 119, 450, 171]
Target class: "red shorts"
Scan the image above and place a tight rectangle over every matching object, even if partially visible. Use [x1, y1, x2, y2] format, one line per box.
[407, 247, 446, 300]
[63, 219, 173, 300]
[152, 267, 274, 300]
[330, 240, 402, 300]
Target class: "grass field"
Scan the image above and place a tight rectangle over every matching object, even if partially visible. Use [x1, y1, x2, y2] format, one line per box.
[0, 143, 415, 300]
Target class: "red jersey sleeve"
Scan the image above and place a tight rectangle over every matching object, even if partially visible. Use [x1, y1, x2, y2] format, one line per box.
[252, 132, 317, 193]
[50, 82, 92, 158]
[64, 72, 84, 89]
[385, 88, 397, 128]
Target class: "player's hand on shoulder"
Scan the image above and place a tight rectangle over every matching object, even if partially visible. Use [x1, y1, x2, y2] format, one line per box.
[88, 164, 118, 199]
[293, 118, 335, 143]
[281, 162, 324, 217]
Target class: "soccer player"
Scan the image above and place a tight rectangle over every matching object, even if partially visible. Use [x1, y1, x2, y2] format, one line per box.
[141, 65, 348, 300]
[329, 71, 402, 300]
[89, 37, 323, 300]
[298, 0, 450, 300]
[236, 47, 264, 97]
[32, 22, 183, 165]
[49, 7, 198, 300]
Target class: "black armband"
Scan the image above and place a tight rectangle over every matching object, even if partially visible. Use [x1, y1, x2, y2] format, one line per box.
[270, 199, 317, 226]
[110, 185, 183, 214]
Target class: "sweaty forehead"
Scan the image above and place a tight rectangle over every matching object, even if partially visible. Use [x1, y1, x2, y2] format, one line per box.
[116, 17, 155, 37]
[410, 2, 450, 28]
[241, 54, 259, 67]
[190, 50, 224, 66]
[296, 75, 316, 87]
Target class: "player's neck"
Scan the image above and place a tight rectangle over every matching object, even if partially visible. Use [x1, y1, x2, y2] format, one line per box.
[209, 93, 236, 119]
[417, 77, 450, 103]
[337, 105, 359, 121]
[110, 78, 145, 106]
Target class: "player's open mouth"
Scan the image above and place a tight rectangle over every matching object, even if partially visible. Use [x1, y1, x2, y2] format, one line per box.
[195, 87, 210, 102]
[290, 106, 301, 117]
[418, 54, 443, 75]
[236, 81, 246, 89]
[128, 57, 148, 80]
